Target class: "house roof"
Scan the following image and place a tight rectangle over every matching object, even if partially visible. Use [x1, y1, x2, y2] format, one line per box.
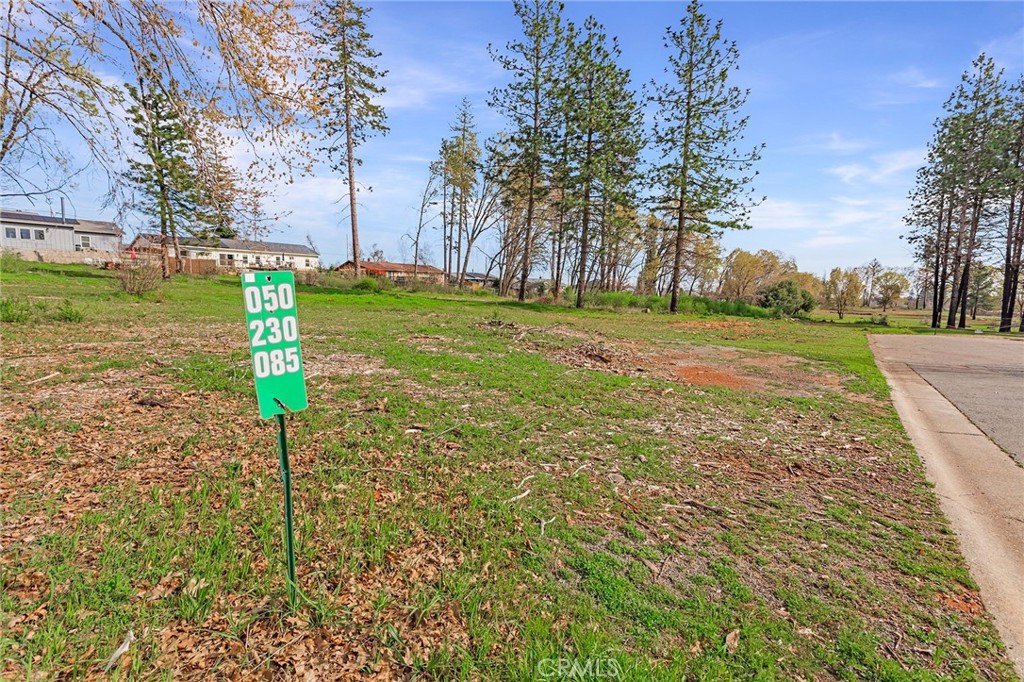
[133, 233, 318, 256]
[337, 260, 444, 275]
[464, 272, 497, 281]
[1, 210, 121, 236]
[73, 219, 121, 236]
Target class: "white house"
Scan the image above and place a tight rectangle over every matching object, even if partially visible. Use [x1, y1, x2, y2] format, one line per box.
[129, 233, 320, 271]
[0, 210, 123, 262]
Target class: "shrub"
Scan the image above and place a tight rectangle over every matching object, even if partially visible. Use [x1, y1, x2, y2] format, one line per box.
[354, 276, 384, 291]
[756, 280, 815, 316]
[55, 299, 84, 323]
[117, 263, 162, 296]
[0, 248, 26, 274]
[579, 290, 669, 311]
[0, 297, 31, 322]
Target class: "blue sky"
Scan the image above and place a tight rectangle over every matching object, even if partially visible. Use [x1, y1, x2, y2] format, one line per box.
[22, 1, 1024, 275]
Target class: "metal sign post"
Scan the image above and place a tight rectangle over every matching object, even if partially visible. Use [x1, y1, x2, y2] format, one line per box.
[241, 271, 308, 609]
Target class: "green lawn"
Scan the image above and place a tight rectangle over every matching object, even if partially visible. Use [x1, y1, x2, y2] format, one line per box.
[0, 263, 1017, 680]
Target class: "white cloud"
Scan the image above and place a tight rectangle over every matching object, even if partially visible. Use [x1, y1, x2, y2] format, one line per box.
[256, 160, 434, 265]
[889, 66, 944, 90]
[864, 67, 947, 107]
[786, 131, 873, 155]
[981, 27, 1024, 72]
[799, 233, 869, 249]
[827, 148, 924, 186]
[375, 31, 502, 112]
[748, 198, 819, 231]
[749, 195, 906, 236]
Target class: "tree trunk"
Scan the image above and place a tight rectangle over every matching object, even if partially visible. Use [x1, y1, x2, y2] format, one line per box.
[956, 260, 971, 329]
[935, 200, 953, 328]
[956, 199, 983, 328]
[158, 180, 171, 280]
[345, 93, 361, 278]
[159, 218, 170, 280]
[669, 187, 687, 313]
[519, 173, 536, 302]
[999, 190, 1022, 332]
[440, 180, 449, 279]
[447, 184, 457, 283]
[456, 187, 465, 287]
[575, 131, 594, 309]
[946, 202, 968, 328]
[553, 209, 565, 300]
[930, 193, 945, 328]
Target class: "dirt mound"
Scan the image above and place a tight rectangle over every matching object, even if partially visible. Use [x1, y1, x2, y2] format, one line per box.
[670, 364, 760, 390]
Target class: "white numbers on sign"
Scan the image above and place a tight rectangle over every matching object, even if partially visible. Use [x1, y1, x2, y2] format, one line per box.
[282, 316, 298, 341]
[252, 348, 300, 378]
[261, 284, 279, 312]
[244, 287, 262, 314]
[244, 282, 296, 314]
[278, 283, 294, 309]
[249, 316, 299, 347]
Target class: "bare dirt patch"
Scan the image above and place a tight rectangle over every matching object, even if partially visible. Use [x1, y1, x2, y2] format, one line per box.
[671, 319, 758, 339]
[479, 322, 846, 394]
[668, 364, 759, 390]
[938, 590, 986, 617]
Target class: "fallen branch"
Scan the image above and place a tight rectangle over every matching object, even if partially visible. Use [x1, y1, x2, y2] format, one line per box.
[25, 372, 60, 386]
[654, 555, 671, 583]
[425, 424, 460, 443]
[103, 630, 135, 673]
[504, 489, 530, 504]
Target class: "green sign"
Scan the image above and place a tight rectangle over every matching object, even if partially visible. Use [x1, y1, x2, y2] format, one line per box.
[242, 271, 308, 419]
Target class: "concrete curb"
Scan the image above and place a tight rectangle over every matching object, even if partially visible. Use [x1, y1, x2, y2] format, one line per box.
[870, 336, 1024, 676]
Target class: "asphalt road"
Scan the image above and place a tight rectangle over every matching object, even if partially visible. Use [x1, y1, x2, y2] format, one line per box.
[873, 334, 1024, 465]
[871, 333, 1024, 674]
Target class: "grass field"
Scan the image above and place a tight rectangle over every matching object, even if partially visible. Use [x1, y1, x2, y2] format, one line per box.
[1, 263, 1018, 681]
[808, 305, 1012, 333]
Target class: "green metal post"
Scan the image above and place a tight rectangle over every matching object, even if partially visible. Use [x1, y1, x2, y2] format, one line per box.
[276, 412, 297, 609]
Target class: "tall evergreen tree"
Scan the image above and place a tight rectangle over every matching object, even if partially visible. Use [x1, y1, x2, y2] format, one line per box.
[489, 0, 564, 301]
[649, 0, 763, 313]
[313, 0, 388, 277]
[937, 56, 1008, 328]
[561, 17, 643, 308]
[125, 67, 199, 279]
[998, 76, 1024, 332]
[449, 100, 481, 286]
[907, 55, 1009, 329]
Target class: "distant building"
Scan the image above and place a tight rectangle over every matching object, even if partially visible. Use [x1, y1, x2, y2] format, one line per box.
[336, 260, 445, 284]
[463, 272, 498, 290]
[128, 233, 320, 271]
[0, 210, 122, 263]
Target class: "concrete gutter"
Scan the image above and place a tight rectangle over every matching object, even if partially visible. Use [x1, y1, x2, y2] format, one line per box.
[870, 336, 1024, 676]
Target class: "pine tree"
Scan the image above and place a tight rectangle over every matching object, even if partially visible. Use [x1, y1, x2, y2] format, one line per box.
[649, 0, 763, 313]
[449, 100, 482, 286]
[489, 0, 564, 301]
[561, 17, 643, 308]
[932, 56, 1008, 328]
[313, 0, 389, 277]
[998, 76, 1024, 332]
[125, 68, 200, 279]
